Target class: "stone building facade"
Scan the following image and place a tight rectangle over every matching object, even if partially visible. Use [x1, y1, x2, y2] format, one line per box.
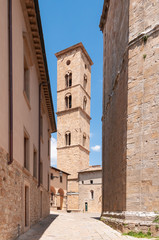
[100, 0, 159, 234]
[78, 166, 102, 213]
[0, 1, 56, 239]
[50, 166, 69, 211]
[55, 43, 93, 210]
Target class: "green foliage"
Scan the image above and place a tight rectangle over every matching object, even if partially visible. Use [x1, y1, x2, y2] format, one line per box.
[143, 35, 148, 44]
[143, 54, 147, 60]
[123, 231, 152, 238]
[153, 216, 159, 223]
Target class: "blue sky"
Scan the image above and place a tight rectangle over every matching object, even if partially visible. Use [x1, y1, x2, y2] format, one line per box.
[39, 0, 104, 167]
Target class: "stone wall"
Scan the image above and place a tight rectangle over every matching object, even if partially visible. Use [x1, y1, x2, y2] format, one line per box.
[0, 146, 49, 240]
[102, 0, 129, 213]
[101, 0, 159, 234]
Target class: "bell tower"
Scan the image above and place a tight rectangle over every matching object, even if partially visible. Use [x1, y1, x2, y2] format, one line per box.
[55, 43, 93, 210]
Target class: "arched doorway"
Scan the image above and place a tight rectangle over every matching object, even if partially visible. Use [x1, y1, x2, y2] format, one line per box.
[57, 188, 64, 210]
[50, 186, 56, 207]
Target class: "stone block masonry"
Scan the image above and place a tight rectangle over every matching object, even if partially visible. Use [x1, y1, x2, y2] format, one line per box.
[0, 146, 49, 240]
[100, 0, 159, 235]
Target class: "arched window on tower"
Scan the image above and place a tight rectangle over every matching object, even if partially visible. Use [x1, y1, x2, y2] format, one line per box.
[83, 96, 87, 111]
[83, 74, 87, 89]
[90, 190, 94, 200]
[65, 71, 72, 88]
[65, 131, 71, 146]
[83, 133, 86, 147]
[65, 93, 72, 109]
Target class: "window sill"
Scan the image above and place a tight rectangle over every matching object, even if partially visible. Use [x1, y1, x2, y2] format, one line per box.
[23, 90, 31, 110]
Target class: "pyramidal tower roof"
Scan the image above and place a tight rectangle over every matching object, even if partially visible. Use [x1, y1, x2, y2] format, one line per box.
[55, 42, 93, 66]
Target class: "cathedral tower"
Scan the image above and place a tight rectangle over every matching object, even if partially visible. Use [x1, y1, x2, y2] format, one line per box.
[55, 43, 93, 210]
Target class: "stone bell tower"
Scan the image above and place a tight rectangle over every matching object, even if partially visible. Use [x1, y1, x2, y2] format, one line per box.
[55, 43, 93, 210]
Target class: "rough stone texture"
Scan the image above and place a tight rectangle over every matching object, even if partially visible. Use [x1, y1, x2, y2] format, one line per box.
[78, 167, 102, 213]
[56, 44, 92, 210]
[0, 147, 49, 240]
[101, 0, 159, 233]
[50, 167, 68, 210]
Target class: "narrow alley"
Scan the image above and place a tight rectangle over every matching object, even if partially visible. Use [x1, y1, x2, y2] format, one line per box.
[17, 212, 150, 240]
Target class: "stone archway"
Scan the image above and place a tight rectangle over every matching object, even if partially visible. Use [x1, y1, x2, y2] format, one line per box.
[57, 188, 64, 210]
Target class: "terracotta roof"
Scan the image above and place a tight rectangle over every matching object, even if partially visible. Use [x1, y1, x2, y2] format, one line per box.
[99, 0, 110, 32]
[78, 165, 102, 173]
[50, 166, 70, 175]
[55, 42, 93, 66]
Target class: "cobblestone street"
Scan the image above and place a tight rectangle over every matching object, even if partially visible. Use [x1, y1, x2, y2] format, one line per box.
[17, 211, 151, 240]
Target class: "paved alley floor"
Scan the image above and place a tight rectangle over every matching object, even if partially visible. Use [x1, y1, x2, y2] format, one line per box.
[18, 211, 151, 240]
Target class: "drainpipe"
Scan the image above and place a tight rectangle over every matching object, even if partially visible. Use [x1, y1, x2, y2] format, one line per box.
[8, 0, 13, 165]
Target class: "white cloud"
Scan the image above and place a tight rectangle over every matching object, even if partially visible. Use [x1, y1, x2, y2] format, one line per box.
[91, 145, 101, 152]
[50, 137, 57, 166]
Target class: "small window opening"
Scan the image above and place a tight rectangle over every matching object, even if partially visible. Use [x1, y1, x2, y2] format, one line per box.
[85, 64, 87, 69]
[24, 57, 30, 100]
[90, 180, 93, 184]
[60, 171, 63, 183]
[83, 97, 87, 111]
[83, 134, 86, 147]
[65, 72, 72, 87]
[82, 181, 84, 184]
[90, 190, 94, 200]
[24, 134, 29, 171]
[65, 94, 72, 109]
[33, 149, 37, 178]
[65, 132, 71, 146]
[83, 75, 87, 89]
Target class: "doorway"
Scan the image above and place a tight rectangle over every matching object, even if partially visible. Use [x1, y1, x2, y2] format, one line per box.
[25, 186, 29, 227]
[85, 202, 88, 212]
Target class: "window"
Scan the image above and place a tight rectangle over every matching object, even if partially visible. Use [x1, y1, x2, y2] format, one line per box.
[65, 72, 72, 87]
[51, 173, 54, 180]
[65, 94, 72, 109]
[83, 74, 87, 89]
[90, 190, 94, 200]
[24, 133, 29, 170]
[83, 97, 87, 111]
[83, 134, 86, 147]
[25, 186, 29, 227]
[66, 60, 71, 65]
[90, 180, 93, 184]
[82, 181, 84, 184]
[24, 57, 30, 101]
[65, 132, 71, 146]
[60, 171, 63, 183]
[33, 149, 37, 178]
[40, 115, 43, 138]
[40, 162, 43, 184]
[51, 192, 54, 201]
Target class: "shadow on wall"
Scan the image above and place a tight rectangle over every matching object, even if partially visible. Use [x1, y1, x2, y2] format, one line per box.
[17, 214, 58, 240]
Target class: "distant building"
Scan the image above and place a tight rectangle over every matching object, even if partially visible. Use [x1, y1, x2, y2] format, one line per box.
[50, 167, 69, 210]
[0, 1, 56, 239]
[78, 165, 102, 213]
[100, 0, 159, 234]
[55, 43, 93, 211]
